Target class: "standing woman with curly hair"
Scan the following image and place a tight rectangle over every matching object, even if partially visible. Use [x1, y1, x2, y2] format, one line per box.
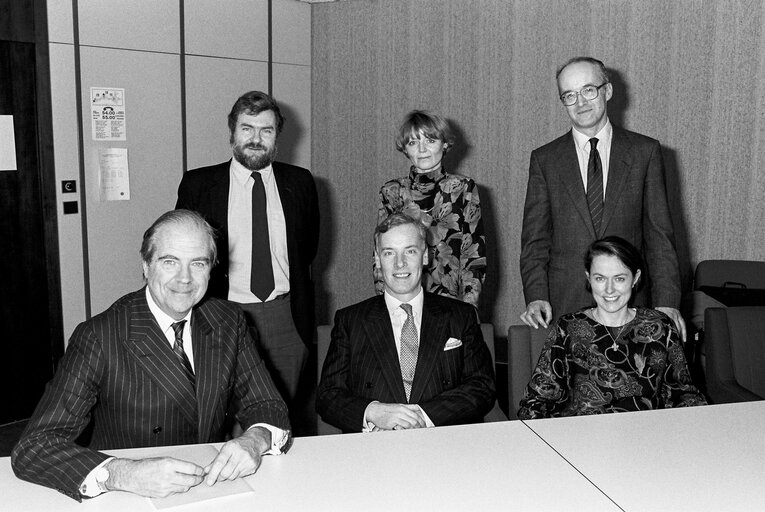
[375, 110, 486, 308]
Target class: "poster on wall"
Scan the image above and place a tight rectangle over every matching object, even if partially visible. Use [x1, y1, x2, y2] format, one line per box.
[0, 115, 17, 171]
[98, 147, 130, 201]
[90, 87, 126, 141]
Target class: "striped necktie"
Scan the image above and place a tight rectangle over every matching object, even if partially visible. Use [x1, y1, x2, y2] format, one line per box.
[399, 303, 418, 402]
[587, 137, 604, 234]
[171, 320, 195, 387]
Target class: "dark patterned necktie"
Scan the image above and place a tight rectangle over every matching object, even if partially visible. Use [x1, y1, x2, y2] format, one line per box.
[250, 171, 275, 301]
[171, 320, 195, 387]
[399, 303, 419, 402]
[587, 137, 604, 233]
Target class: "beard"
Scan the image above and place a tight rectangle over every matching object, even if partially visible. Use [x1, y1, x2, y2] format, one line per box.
[232, 141, 277, 171]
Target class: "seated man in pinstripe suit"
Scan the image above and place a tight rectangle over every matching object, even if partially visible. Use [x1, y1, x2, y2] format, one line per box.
[12, 210, 290, 501]
[317, 213, 495, 432]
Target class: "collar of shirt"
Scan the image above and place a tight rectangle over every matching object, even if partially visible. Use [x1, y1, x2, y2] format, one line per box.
[572, 119, 613, 193]
[230, 158, 274, 188]
[145, 287, 193, 349]
[383, 287, 424, 321]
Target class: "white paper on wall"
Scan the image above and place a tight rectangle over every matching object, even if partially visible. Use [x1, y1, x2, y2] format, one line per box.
[90, 87, 126, 141]
[0, 115, 18, 171]
[98, 147, 130, 201]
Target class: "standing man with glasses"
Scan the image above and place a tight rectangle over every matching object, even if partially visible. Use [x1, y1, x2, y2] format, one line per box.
[176, 91, 319, 433]
[519, 56, 685, 339]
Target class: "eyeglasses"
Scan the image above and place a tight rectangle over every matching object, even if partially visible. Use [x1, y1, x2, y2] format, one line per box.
[559, 83, 609, 106]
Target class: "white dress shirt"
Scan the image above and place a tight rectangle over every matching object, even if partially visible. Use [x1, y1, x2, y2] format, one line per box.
[572, 118, 613, 198]
[227, 158, 290, 303]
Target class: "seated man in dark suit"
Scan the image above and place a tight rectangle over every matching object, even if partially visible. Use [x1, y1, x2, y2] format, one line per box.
[317, 212, 495, 432]
[12, 210, 291, 501]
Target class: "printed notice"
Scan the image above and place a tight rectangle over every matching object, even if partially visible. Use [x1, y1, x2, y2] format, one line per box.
[91, 87, 126, 141]
[0, 115, 17, 171]
[98, 147, 130, 201]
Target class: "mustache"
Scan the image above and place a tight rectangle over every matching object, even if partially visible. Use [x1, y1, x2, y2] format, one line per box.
[244, 143, 267, 151]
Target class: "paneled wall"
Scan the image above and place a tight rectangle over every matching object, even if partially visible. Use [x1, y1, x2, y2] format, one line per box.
[311, 0, 765, 335]
[48, 0, 311, 341]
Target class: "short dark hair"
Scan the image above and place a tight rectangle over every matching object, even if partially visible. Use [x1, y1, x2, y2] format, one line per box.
[556, 56, 610, 84]
[374, 212, 427, 250]
[584, 236, 644, 289]
[227, 90, 285, 137]
[140, 209, 217, 266]
[394, 110, 456, 155]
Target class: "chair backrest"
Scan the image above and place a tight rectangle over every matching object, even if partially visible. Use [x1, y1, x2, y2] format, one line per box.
[694, 260, 765, 290]
[480, 323, 508, 422]
[506, 324, 550, 420]
[315, 322, 506, 434]
[705, 307, 765, 404]
[316, 325, 342, 435]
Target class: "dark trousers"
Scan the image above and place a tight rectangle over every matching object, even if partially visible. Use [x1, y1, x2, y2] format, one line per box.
[237, 295, 308, 406]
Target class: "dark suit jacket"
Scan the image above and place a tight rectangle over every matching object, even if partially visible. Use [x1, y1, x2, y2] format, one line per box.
[316, 293, 495, 432]
[520, 126, 680, 318]
[175, 160, 319, 345]
[11, 289, 289, 500]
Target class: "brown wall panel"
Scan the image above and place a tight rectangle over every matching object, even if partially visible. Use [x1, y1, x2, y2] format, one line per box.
[311, 0, 765, 337]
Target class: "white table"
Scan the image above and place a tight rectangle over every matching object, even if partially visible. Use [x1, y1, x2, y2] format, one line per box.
[523, 401, 765, 512]
[1, 420, 618, 512]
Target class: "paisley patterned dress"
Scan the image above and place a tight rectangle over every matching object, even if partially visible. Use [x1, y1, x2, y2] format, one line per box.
[518, 307, 706, 419]
[375, 167, 486, 307]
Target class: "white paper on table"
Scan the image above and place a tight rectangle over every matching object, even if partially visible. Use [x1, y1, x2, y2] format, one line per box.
[0, 115, 17, 171]
[149, 444, 255, 510]
[98, 147, 130, 201]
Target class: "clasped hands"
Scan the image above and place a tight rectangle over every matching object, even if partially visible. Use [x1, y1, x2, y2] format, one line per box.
[104, 426, 271, 498]
[366, 402, 428, 431]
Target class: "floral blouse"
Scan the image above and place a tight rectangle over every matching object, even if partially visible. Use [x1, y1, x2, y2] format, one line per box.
[518, 308, 707, 419]
[375, 168, 486, 307]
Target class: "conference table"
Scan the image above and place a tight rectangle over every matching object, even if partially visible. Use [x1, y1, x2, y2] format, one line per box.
[1, 401, 762, 511]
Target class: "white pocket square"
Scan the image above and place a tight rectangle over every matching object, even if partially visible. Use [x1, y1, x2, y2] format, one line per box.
[443, 337, 462, 351]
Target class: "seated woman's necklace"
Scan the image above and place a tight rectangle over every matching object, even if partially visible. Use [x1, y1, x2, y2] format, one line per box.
[593, 309, 630, 350]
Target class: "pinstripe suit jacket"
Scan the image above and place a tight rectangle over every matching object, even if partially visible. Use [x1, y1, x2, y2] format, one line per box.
[11, 289, 288, 500]
[316, 293, 495, 432]
[520, 126, 681, 318]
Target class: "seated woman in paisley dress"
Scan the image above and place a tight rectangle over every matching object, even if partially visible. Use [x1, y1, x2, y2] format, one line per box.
[375, 110, 486, 308]
[518, 236, 706, 419]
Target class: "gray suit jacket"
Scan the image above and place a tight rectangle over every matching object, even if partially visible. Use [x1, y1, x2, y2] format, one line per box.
[11, 289, 288, 500]
[520, 126, 680, 318]
[316, 293, 495, 432]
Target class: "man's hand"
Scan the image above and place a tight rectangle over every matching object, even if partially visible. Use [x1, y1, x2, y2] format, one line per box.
[106, 457, 204, 498]
[656, 306, 687, 342]
[203, 426, 270, 486]
[366, 403, 427, 430]
[520, 300, 552, 329]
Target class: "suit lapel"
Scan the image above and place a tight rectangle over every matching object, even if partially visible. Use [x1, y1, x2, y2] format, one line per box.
[272, 164, 296, 254]
[601, 127, 632, 235]
[190, 304, 222, 442]
[123, 291, 198, 427]
[364, 297, 408, 404]
[554, 132, 597, 239]
[409, 294, 448, 403]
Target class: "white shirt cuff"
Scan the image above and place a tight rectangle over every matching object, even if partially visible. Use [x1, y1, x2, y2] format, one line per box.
[248, 423, 290, 455]
[79, 457, 114, 497]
